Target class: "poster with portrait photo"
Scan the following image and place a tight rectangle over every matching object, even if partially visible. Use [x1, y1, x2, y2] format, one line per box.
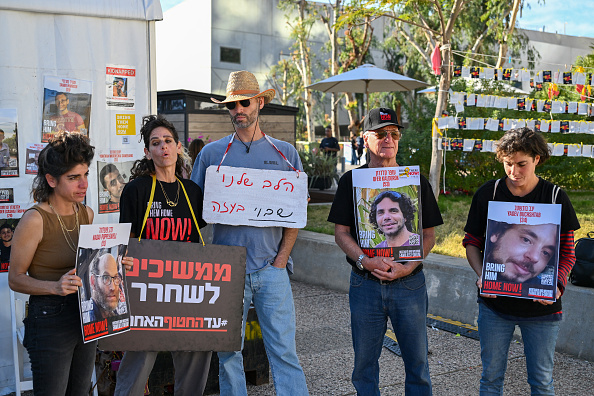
[41, 76, 92, 142]
[0, 108, 19, 177]
[352, 166, 423, 261]
[25, 143, 47, 175]
[0, 218, 18, 272]
[76, 223, 132, 343]
[96, 159, 134, 214]
[481, 201, 561, 301]
[106, 64, 136, 110]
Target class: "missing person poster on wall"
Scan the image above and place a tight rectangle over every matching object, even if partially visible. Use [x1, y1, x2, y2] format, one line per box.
[96, 151, 135, 214]
[41, 76, 92, 142]
[481, 201, 561, 301]
[352, 166, 423, 261]
[76, 223, 132, 343]
[0, 108, 19, 177]
[106, 65, 135, 110]
[0, 218, 18, 272]
[25, 143, 47, 175]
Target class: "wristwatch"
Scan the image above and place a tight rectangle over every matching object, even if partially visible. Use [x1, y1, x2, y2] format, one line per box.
[355, 254, 367, 271]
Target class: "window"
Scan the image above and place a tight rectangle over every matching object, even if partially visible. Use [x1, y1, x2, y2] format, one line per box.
[220, 47, 241, 64]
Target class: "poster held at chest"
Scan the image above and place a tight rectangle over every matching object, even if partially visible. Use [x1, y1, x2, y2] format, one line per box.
[203, 165, 308, 228]
[0, 108, 19, 177]
[481, 201, 561, 301]
[352, 166, 423, 261]
[76, 223, 132, 343]
[41, 76, 92, 142]
[99, 239, 247, 352]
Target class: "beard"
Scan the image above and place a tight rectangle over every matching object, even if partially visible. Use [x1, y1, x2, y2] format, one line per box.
[231, 108, 258, 129]
[382, 222, 405, 238]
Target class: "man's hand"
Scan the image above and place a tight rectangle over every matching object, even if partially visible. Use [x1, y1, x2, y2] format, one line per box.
[373, 260, 417, 281]
[476, 278, 497, 298]
[534, 287, 561, 305]
[362, 256, 392, 274]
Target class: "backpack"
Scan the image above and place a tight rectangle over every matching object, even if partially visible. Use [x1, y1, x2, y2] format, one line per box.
[570, 232, 594, 288]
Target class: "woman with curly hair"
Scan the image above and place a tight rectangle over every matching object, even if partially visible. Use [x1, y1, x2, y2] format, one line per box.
[9, 132, 98, 394]
[114, 115, 211, 396]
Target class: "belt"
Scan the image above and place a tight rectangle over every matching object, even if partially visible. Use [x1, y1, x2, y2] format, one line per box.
[352, 264, 423, 285]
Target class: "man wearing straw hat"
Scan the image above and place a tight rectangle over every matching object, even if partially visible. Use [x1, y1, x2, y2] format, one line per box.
[192, 71, 309, 395]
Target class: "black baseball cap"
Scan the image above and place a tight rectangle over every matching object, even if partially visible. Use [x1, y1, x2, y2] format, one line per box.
[363, 107, 403, 132]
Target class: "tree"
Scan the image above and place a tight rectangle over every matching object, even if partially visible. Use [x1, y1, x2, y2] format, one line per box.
[341, 0, 537, 199]
[279, 0, 318, 142]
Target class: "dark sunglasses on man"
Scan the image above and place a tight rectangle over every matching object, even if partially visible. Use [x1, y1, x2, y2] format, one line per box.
[372, 128, 401, 141]
[225, 99, 252, 110]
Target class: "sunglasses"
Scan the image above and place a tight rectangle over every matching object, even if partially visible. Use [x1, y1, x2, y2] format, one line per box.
[225, 99, 251, 110]
[373, 128, 401, 140]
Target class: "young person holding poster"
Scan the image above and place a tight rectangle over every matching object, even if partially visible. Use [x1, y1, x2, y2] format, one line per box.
[328, 107, 443, 395]
[8, 133, 98, 394]
[463, 127, 580, 395]
[114, 115, 211, 396]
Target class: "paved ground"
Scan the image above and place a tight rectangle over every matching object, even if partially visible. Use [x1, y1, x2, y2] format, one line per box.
[238, 280, 594, 396]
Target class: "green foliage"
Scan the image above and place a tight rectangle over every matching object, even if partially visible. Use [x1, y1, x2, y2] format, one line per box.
[298, 147, 340, 187]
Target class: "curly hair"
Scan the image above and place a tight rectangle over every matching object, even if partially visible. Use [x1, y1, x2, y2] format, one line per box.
[32, 132, 94, 203]
[130, 115, 191, 180]
[369, 191, 416, 234]
[496, 127, 550, 165]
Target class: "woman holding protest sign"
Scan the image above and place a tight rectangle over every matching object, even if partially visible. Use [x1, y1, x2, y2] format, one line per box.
[114, 115, 211, 396]
[8, 132, 98, 394]
[463, 127, 580, 395]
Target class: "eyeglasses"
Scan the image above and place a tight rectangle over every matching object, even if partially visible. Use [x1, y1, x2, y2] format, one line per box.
[94, 273, 122, 286]
[225, 99, 251, 110]
[373, 128, 401, 140]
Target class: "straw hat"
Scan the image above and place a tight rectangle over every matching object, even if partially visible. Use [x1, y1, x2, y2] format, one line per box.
[211, 71, 276, 104]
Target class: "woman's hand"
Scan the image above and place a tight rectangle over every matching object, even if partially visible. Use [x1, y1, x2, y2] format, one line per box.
[55, 268, 82, 296]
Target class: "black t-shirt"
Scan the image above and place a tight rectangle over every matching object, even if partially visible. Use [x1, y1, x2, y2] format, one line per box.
[320, 137, 340, 157]
[464, 177, 580, 317]
[328, 164, 443, 266]
[119, 176, 207, 242]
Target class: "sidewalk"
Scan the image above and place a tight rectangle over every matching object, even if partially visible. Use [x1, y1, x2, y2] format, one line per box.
[240, 280, 594, 396]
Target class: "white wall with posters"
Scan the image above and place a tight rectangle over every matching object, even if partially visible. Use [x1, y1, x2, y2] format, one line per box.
[0, 1, 162, 393]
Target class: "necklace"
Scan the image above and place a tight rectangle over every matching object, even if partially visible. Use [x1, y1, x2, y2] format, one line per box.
[48, 201, 79, 252]
[235, 128, 257, 153]
[158, 179, 180, 207]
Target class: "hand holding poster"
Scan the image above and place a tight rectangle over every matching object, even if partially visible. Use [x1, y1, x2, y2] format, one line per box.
[481, 201, 561, 301]
[203, 165, 308, 228]
[352, 166, 423, 261]
[76, 223, 132, 342]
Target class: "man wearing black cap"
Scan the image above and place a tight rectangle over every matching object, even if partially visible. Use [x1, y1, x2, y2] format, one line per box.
[328, 107, 443, 395]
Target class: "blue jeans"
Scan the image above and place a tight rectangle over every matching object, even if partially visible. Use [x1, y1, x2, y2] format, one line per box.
[24, 294, 97, 396]
[218, 265, 308, 396]
[349, 270, 431, 396]
[478, 302, 561, 396]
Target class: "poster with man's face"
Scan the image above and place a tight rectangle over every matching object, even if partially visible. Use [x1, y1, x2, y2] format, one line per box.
[76, 223, 132, 343]
[352, 166, 423, 261]
[97, 160, 134, 214]
[0, 218, 17, 272]
[481, 201, 561, 301]
[0, 108, 19, 177]
[41, 76, 92, 142]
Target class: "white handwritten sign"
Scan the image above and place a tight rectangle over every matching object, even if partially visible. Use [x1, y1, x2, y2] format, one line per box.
[203, 165, 308, 228]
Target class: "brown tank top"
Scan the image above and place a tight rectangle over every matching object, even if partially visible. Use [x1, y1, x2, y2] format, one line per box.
[27, 203, 91, 281]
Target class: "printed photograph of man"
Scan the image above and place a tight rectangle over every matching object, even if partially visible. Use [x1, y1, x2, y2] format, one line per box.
[50, 92, 85, 134]
[1, 223, 13, 268]
[0, 129, 10, 168]
[88, 253, 124, 321]
[113, 78, 127, 97]
[485, 220, 559, 283]
[100, 163, 126, 207]
[369, 190, 419, 248]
